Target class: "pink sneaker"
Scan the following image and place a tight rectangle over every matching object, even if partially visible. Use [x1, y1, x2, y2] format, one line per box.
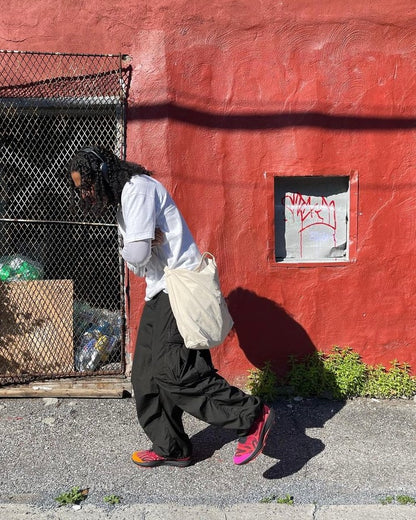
[233, 405, 275, 465]
[131, 449, 192, 468]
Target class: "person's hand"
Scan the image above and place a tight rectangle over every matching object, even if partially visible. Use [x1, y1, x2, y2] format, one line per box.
[152, 228, 164, 247]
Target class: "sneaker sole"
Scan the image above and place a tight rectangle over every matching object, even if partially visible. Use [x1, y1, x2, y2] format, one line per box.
[234, 407, 275, 465]
[132, 456, 192, 468]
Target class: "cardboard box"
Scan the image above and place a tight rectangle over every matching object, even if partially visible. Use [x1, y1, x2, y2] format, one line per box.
[0, 280, 73, 377]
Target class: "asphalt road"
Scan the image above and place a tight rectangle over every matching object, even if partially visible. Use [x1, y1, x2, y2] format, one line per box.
[0, 396, 415, 514]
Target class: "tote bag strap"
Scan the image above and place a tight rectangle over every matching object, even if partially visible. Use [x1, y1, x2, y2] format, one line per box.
[196, 251, 215, 270]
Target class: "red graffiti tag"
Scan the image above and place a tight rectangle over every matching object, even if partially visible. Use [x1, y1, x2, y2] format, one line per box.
[283, 192, 337, 257]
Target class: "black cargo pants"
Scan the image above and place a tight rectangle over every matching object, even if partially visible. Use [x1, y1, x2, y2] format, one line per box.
[131, 291, 262, 459]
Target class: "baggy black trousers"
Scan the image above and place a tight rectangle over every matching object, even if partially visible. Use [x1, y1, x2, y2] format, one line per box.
[131, 291, 262, 458]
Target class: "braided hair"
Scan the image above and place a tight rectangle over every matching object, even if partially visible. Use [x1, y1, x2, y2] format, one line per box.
[67, 147, 152, 215]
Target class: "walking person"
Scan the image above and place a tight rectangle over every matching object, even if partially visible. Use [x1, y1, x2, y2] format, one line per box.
[68, 147, 275, 467]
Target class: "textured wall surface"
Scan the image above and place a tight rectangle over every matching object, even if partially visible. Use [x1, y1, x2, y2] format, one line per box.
[2, 0, 416, 382]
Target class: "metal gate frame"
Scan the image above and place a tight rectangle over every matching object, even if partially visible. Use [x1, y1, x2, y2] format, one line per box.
[0, 50, 132, 396]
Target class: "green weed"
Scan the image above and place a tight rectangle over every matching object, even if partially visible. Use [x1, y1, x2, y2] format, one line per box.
[288, 347, 367, 399]
[259, 494, 294, 505]
[247, 361, 278, 402]
[276, 494, 294, 504]
[362, 361, 416, 399]
[287, 347, 416, 400]
[259, 495, 276, 503]
[396, 495, 416, 505]
[247, 347, 416, 401]
[380, 495, 416, 505]
[55, 486, 88, 506]
[380, 495, 394, 505]
[104, 494, 121, 505]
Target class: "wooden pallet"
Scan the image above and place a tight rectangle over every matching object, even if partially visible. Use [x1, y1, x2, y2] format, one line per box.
[0, 376, 132, 398]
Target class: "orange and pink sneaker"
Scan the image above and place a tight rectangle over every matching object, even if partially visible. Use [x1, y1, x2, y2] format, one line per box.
[233, 405, 275, 465]
[131, 449, 192, 468]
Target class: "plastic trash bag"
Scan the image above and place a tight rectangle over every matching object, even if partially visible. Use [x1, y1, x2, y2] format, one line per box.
[73, 302, 121, 372]
[0, 255, 43, 282]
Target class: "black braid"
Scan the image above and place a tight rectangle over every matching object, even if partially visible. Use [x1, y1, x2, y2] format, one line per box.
[67, 148, 152, 216]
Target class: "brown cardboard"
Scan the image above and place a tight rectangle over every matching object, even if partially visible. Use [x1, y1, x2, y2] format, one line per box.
[0, 280, 73, 376]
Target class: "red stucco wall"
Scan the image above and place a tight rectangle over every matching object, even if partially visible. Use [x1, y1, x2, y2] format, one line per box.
[3, 0, 416, 383]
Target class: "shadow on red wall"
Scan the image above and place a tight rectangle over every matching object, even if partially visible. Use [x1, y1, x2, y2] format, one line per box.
[227, 287, 316, 377]
[129, 102, 416, 131]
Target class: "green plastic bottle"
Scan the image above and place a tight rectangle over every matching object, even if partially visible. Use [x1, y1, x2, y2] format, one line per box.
[16, 260, 40, 280]
[0, 264, 11, 282]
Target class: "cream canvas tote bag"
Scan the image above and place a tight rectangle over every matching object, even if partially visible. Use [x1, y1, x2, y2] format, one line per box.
[164, 252, 234, 349]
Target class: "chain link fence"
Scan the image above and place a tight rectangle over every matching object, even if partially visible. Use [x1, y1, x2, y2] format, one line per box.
[0, 50, 131, 386]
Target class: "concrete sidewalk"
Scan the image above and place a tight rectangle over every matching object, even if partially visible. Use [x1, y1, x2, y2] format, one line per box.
[2, 503, 416, 519]
[0, 396, 415, 519]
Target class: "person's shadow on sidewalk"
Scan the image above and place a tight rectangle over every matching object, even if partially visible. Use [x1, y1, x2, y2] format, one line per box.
[189, 398, 345, 476]
[190, 288, 346, 476]
[261, 398, 345, 479]
[190, 426, 239, 464]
